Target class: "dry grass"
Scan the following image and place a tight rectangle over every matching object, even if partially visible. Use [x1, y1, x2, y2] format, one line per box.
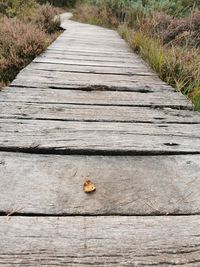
[34, 3, 61, 34]
[74, 1, 200, 110]
[0, 3, 61, 88]
[73, 3, 115, 28]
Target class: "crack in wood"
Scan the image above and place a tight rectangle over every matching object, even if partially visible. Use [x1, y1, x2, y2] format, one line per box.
[0, 146, 199, 156]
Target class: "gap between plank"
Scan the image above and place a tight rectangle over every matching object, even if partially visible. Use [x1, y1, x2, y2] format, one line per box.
[1, 212, 200, 217]
[0, 147, 199, 156]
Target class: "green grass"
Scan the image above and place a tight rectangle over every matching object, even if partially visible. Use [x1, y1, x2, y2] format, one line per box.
[74, 0, 200, 110]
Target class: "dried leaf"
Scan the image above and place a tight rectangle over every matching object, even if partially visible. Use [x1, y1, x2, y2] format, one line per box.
[83, 180, 96, 193]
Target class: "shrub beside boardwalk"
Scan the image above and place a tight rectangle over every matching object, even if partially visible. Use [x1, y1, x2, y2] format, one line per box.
[0, 1, 61, 88]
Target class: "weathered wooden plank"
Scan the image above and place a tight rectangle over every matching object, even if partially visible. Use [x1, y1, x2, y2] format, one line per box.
[18, 68, 161, 83]
[0, 119, 199, 153]
[48, 42, 133, 52]
[0, 102, 199, 123]
[14, 69, 170, 91]
[0, 152, 200, 215]
[52, 38, 127, 46]
[11, 77, 180, 93]
[0, 216, 200, 266]
[45, 50, 136, 60]
[62, 23, 118, 33]
[52, 38, 129, 46]
[43, 50, 145, 63]
[33, 56, 147, 68]
[43, 48, 138, 58]
[27, 62, 155, 76]
[48, 41, 132, 52]
[38, 53, 145, 65]
[46, 47, 135, 56]
[0, 88, 191, 109]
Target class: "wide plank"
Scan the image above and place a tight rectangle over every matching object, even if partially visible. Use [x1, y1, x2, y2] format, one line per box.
[13, 70, 172, 91]
[0, 153, 200, 215]
[17, 69, 162, 85]
[0, 88, 191, 109]
[0, 119, 200, 153]
[0, 216, 200, 266]
[0, 102, 199, 123]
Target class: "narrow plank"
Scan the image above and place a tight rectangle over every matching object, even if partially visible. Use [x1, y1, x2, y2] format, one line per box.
[54, 38, 127, 45]
[33, 56, 147, 68]
[48, 42, 132, 53]
[52, 38, 129, 46]
[43, 49, 138, 58]
[43, 50, 145, 62]
[38, 53, 145, 64]
[0, 152, 200, 215]
[0, 216, 200, 266]
[46, 47, 136, 56]
[46, 48, 135, 57]
[0, 88, 191, 109]
[14, 69, 169, 90]
[27, 62, 155, 76]
[62, 24, 118, 32]
[48, 42, 129, 50]
[0, 119, 199, 153]
[0, 102, 199, 123]
[47, 43, 133, 53]
[17, 69, 161, 83]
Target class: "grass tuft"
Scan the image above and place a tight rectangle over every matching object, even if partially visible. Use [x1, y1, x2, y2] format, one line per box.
[74, 0, 200, 110]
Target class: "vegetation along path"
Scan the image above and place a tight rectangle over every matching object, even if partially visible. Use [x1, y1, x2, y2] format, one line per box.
[0, 13, 200, 266]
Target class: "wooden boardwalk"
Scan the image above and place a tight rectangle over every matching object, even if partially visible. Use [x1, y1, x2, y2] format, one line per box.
[0, 13, 200, 266]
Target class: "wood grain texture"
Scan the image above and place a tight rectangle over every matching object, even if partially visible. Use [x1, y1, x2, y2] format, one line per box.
[1, 216, 200, 266]
[0, 102, 199, 123]
[46, 47, 135, 56]
[32, 56, 158, 69]
[38, 52, 147, 64]
[0, 119, 200, 153]
[16, 69, 164, 87]
[0, 152, 200, 215]
[46, 48, 137, 57]
[0, 12, 200, 266]
[11, 78, 176, 93]
[27, 62, 155, 76]
[0, 88, 191, 109]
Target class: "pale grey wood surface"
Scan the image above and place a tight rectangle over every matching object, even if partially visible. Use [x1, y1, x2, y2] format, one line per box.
[39, 51, 144, 63]
[1, 216, 200, 266]
[0, 12, 200, 266]
[33, 55, 146, 66]
[0, 102, 199, 123]
[14, 69, 166, 88]
[27, 62, 156, 76]
[0, 152, 200, 215]
[0, 119, 200, 153]
[0, 88, 191, 109]
[12, 75, 176, 92]
[46, 47, 137, 55]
